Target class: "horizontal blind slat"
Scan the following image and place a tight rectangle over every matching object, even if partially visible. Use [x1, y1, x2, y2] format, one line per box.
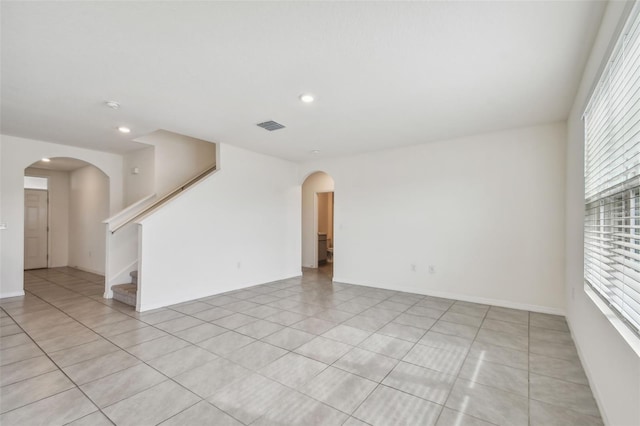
[584, 3, 640, 338]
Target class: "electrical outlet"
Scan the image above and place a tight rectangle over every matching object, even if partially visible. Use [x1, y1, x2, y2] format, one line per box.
[428, 265, 435, 274]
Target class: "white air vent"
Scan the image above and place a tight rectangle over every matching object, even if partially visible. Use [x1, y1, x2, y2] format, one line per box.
[257, 120, 285, 131]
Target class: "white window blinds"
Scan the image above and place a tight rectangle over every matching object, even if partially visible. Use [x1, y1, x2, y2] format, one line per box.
[584, 3, 640, 336]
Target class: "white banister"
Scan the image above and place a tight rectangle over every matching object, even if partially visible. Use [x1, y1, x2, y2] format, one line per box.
[103, 193, 157, 231]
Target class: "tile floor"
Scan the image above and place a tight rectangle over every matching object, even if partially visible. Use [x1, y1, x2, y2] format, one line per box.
[0, 266, 603, 426]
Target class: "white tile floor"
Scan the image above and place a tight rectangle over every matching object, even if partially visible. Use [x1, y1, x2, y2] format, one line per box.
[0, 266, 603, 425]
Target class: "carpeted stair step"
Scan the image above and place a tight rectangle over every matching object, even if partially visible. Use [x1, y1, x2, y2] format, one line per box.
[112, 283, 137, 306]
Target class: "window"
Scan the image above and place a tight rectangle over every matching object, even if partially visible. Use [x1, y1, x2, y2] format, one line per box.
[584, 3, 640, 337]
[24, 176, 48, 190]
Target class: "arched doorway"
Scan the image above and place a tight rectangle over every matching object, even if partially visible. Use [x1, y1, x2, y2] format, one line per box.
[24, 157, 110, 275]
[301, 171, 335, 277]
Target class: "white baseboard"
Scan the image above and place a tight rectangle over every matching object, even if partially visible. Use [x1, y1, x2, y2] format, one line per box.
[332, 277, 565, 316]
[283, 271, 303, 280]
[564, 315, 610, 426]
[0, 291, 26, 299]
[70, 265, 105, 276]
[138, 272, 304, 313]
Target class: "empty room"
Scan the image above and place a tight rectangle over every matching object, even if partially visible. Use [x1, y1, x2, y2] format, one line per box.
[0, 1, 639, 425]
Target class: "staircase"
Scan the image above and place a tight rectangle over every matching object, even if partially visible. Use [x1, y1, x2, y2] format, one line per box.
[104, 163, 217, 311]
[111, 271, 137, 306]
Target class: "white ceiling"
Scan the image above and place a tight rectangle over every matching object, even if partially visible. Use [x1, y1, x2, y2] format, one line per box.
[1, 1, 606, 162]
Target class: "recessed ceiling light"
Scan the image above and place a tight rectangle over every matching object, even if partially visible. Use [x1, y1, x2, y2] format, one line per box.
[105, 101, 120, 110]
[300, 94, 315, 103]
[41, 158, 51, 162]
[311, 150, 320, 154]
[118, 126, 131, 134]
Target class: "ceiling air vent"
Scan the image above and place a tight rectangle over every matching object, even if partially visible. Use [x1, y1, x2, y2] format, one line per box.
[257, 120, 286, 131]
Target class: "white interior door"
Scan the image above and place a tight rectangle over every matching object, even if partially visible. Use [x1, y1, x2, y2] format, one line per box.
[24, 189, 48, 270]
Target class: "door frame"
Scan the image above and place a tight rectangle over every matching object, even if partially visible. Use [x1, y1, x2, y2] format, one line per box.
[315, 191, 334, 269]
[301, 171, 335, 270]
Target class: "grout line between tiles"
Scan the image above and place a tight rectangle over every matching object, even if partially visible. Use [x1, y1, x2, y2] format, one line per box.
[7, 271, 209, 423]
[0, 307, 114, 424]
[6, 267, 600, 425]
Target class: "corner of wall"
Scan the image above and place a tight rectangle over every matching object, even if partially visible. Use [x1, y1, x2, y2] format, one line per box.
[563, 2, 640, 425]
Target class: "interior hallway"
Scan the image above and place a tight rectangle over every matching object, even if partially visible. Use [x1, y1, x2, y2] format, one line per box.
[0, 267, 602, 425]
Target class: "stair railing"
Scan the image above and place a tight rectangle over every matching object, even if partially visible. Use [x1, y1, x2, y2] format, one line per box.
[112, 164, 216, 233]
[104, 163, 216, 302]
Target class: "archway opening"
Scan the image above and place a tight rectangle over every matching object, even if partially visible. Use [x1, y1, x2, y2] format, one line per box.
[301, 171, 335, 278]
[23, 157, 110, 278]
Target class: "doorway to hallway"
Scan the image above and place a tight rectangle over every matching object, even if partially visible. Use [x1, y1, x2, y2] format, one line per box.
[301, 171, 335, 277]
[316, 191, 334, 267]
[23, 157, 110, 275]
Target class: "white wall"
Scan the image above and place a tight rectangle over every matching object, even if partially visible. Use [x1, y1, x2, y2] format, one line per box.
[68, 165, 110, 275]
[134, 130, 216, 199]
[137, 143, 300, 311]
[301, 172, 334, 268]
[123, 146, 155, 206]
[0, 134, 123, 298]
[565, 2, 640, 425]
[24, 167, 70, 267]
[300, 123, 567, 313]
